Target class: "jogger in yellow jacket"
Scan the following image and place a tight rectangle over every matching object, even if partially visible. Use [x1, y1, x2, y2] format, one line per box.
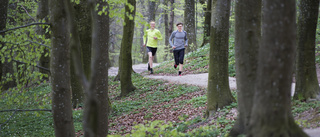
[143, 21, 163, 74]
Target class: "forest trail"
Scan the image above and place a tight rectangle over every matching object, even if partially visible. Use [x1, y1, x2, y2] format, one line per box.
[108, 63, 320, 136]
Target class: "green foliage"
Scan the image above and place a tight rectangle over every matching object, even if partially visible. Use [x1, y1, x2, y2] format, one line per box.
[1, 0, 50, 92]
[0, 83, 53, 136]
[109, 73, 200, 116]
[291, 100, 320, 116]
[187, 95, 207, 108]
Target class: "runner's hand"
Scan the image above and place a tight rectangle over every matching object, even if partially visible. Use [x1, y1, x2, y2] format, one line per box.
[173, 46, 176, 49]
[153, 37, 157, 40]
[143, 44, 146, 47]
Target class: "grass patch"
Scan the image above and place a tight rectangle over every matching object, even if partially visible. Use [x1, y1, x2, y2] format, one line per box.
[2, 73, 320, 136]
[153, 42, 236, 77]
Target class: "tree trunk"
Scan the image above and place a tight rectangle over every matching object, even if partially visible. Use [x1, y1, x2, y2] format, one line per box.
[49, 0, 75, 136]
[164, 0, 169, 61]
[148, 0, 156, 22]
[70, 0, 91, 108]
[247, 0, 308, 136]
[71, 58, 84, 108]
[168, 0, 174, 54]
[200, 0, 211, 47]
[36, 0, 50, 78]
[0, 0, 16, 91]
[75, 0, 92, 79]
[184, 0, 196, 52]
[206, 0, 235, 118]
[120, 0, 137, 97]
[229, 0, 261, 136]
[294, 0, 320, 100]
[94, 0, 110, 135]
[65, 0, 110, 136]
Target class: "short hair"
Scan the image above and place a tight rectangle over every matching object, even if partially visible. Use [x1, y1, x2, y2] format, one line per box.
[150, 21, 156, 24]
[176, 22, 183, 26]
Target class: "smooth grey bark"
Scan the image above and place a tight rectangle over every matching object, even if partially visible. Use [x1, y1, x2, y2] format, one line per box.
[206, 0, 235, 118]
[294, 0, 320, 100]
[184, 0, 197, 52]
[200, 0, 211, 47]
[120, 0, 137, 97]
[248, 0, 308, 136]
[229, 0, 261, 136]
[93, 0, 110, 136]
[65, 0, 110, 136]
[49, 0, 75, 136]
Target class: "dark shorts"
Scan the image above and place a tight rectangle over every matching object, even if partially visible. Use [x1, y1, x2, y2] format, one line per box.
[147, 46, 157, 56]
[173, 48, 185, 65]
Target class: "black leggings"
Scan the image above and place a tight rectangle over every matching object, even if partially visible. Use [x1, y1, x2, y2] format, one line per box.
[173, 48, 185, 65]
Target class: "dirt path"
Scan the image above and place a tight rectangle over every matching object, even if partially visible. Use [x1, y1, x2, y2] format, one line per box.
[109, 63, 320, 136]
[108, 63, 160, 76]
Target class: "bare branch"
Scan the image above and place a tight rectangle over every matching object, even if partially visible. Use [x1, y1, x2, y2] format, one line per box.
[0, 109, 52, 113]
[20, 3, 36, 22]
[4, 40, 51, 49]
[0, 23, 50, 34]
[26, 40, 51, 49]
[2, 57, 51, 73]
[12, 59, 51, 73]
[0, 110, 17, 132]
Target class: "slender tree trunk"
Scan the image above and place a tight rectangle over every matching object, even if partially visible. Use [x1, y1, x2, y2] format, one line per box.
[200, 0, 211, 47]
[49, 0, 75, 136]
[294, 0, 320, 100]
[184, 0, 197, 52]
[168, 0, 174, 54]
[248, 0, 308, 136]
[120, 0, 137, 97]
[94, 0, 110, 135]
[75, 0, 92, 79]
[229, 0, 261, 136]
[164, 0, 169, 61]
[36, 0, 50, 78]
[0, 0, 16, 90]
[206, 0, 235, 118]
[65, 0, 110, 136]
[148, 0, 156, 22]
[70, 0, 91, 108]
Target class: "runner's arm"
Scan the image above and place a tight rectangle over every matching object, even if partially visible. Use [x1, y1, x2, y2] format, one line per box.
[143, 30, 148, 45]
[156, 30, 163, 40]
[184, 32, 188, 46]
[169, 32, 175, 47]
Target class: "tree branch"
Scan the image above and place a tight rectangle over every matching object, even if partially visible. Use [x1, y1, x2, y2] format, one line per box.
[0, 109, 52, 113]
[0, 23, 50, 34]
[12, 59, 51, 73]
[2, 57, 51, 73]
[26, 40, 51, 49]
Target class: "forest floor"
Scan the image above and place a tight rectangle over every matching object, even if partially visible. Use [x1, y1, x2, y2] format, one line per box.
[108, 63, 320, 137]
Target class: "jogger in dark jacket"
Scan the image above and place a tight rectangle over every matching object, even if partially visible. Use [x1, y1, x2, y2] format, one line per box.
[169, 22, 188, 76]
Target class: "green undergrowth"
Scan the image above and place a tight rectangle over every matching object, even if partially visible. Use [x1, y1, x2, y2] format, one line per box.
[108, 73, 201, 117]
[1, 73, 320, 136]
[153, 39, 236, 77]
